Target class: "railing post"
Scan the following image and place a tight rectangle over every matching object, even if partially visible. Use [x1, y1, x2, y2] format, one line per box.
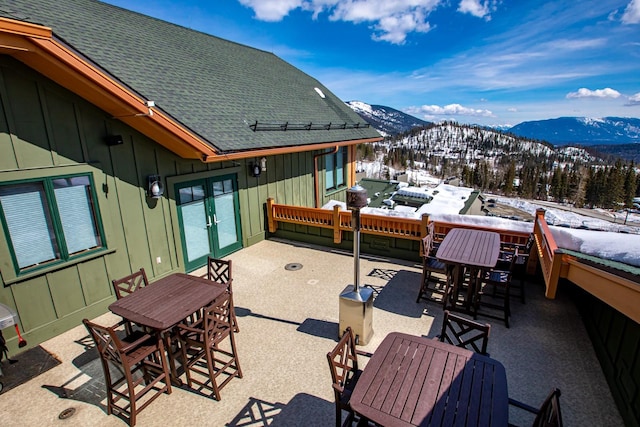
[333, 205, 342, 244]
[267, 198, 276, 233]
[546, 250, 563, 299]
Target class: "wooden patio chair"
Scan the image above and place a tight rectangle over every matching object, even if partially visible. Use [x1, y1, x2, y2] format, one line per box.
[207, 256, 239, 332]
[509, 388, 563, 427]
[511, 234, 536, 303]
[177, 291, 242, 400]
[111, 268, 151, 335]
[416, 234, 449, 304]
[326, 327, 368, 427]
[437, 310, 491, 355]
[112, 268, 149, 299]
[82, 318, 171, 427]
[474, 258, 514, 328]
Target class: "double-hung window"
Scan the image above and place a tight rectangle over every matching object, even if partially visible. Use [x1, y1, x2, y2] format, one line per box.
[325, 147, 346, 191]
[0, 174, 105, 274]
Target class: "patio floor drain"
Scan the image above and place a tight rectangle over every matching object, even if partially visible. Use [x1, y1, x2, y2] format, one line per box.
[284, 263, 303, 271]
[58, 407, 76, 420]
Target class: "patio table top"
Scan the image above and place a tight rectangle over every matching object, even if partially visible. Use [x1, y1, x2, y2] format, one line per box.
[108, 273, 226, 330]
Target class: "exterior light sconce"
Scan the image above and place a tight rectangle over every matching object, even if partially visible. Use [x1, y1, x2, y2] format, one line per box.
[106, 134, 123, 146]
[250, 157, 267, 177]
[147, 174, 164, 198]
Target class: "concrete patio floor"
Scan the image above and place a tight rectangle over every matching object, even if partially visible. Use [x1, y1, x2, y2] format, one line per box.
[0, 238, 623, 426]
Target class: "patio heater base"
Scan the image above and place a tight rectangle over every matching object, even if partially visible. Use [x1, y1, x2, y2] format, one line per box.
[339, 285, 374, 345]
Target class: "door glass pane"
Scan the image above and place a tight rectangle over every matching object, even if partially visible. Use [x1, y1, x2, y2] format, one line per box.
[178, 187, 193, 204]
[180, 185, 211, 262]
[212, 181, 224, 196]
[214, 192, 238, 249]
[53, 176, 101, 255]
[0, 182, 59, 269]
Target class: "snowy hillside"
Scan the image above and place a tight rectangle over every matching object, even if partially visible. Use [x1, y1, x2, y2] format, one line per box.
[346, 101, 430, 136]
[385, 122, 597, 166]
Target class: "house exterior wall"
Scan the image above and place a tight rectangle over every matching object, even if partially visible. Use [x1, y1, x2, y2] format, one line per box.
[573, 281, 640, 427]
[0, 56, 326, 350]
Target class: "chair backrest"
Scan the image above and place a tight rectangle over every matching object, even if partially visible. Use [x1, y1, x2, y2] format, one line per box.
[439, 310, 491, 355]
[525, 233, 536, 253]
[112, 268, 149, 299]
[421, 234, 434, 258]
[83, 319, 125, 368]
[207, 257, 232, 291]
[326, 327, 359, 396]
[202, 292, 233, 346]
[533, 388, 562, 427]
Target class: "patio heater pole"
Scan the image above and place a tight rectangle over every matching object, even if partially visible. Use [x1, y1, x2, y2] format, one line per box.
[353, 204, 361, 292]
[339, 184, 374, 345]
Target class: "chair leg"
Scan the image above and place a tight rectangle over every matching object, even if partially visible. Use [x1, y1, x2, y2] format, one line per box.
[205, 344, 223, 401]
[505, 286, 510, 328]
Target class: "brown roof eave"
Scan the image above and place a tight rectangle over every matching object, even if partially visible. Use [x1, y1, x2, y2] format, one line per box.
[203, 136, 383, 163]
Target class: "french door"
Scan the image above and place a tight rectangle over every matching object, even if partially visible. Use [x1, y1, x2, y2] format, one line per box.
[176, 174, 242, 272]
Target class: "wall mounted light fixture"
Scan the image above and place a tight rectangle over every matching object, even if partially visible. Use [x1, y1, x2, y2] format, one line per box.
[147, 174, 164, 198]
[106, 135, 123, 146]
[250, 157, 267, 178]
[250, 162, 261, 177]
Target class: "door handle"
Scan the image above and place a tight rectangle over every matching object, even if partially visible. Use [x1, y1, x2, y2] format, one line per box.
[213, 214, 221, 224]
[206, 216, 212, 227]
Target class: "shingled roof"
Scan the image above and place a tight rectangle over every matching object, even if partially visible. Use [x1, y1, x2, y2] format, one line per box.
[0, 0, 380, 156]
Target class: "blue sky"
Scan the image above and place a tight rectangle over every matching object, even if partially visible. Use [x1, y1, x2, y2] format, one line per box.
[102, 0, 640, 127]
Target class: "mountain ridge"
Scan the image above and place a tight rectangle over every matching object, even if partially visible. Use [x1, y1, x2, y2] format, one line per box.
[346, 101, 640, 147]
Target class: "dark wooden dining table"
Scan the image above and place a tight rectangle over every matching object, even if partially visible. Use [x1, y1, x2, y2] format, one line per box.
[350, 332, 508, 427]
[109, 272, 227, 380]
[436, 228, 501, 312]
[109, 273, 227, 330]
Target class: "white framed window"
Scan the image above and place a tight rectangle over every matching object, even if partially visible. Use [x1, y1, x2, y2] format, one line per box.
[0, 174, 105, 273]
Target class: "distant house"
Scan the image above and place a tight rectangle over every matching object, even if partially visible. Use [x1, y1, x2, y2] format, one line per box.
[0, 0, 381, 347]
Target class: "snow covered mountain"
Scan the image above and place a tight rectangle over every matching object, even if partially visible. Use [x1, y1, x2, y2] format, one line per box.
[387, 122, 597, 165]
[508, 117, 640, 146]
[346, 101, 430, 136]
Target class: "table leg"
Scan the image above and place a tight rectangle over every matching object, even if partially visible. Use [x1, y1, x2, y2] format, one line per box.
[162, 330, 183, 386]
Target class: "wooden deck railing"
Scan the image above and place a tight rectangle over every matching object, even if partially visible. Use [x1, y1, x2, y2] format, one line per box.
[266, 199, 639, 321]
[532, 208, 562, 298]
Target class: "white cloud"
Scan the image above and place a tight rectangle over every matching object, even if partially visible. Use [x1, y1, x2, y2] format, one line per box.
[237, 0, 303, 21]
[507, 107, 518, 112]
[566, 87, 621, 99]
[239, 0, 497, 44]
[622, 0, 640, 24]
[406, 103, 495, 117]
[626, 92, 640, 105]
[457, 0, 495, 20]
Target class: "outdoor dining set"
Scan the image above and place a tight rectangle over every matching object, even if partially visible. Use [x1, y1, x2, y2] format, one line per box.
[327, 226, 562, 427]
[84, 225, 561, 427]
[83, 257, 242, 426]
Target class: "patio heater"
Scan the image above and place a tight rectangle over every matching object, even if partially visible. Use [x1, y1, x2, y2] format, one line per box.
[339, 184, 374, 345]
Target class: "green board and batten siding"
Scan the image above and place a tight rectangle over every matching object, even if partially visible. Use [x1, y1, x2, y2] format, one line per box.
[0, 57, 318, 351]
